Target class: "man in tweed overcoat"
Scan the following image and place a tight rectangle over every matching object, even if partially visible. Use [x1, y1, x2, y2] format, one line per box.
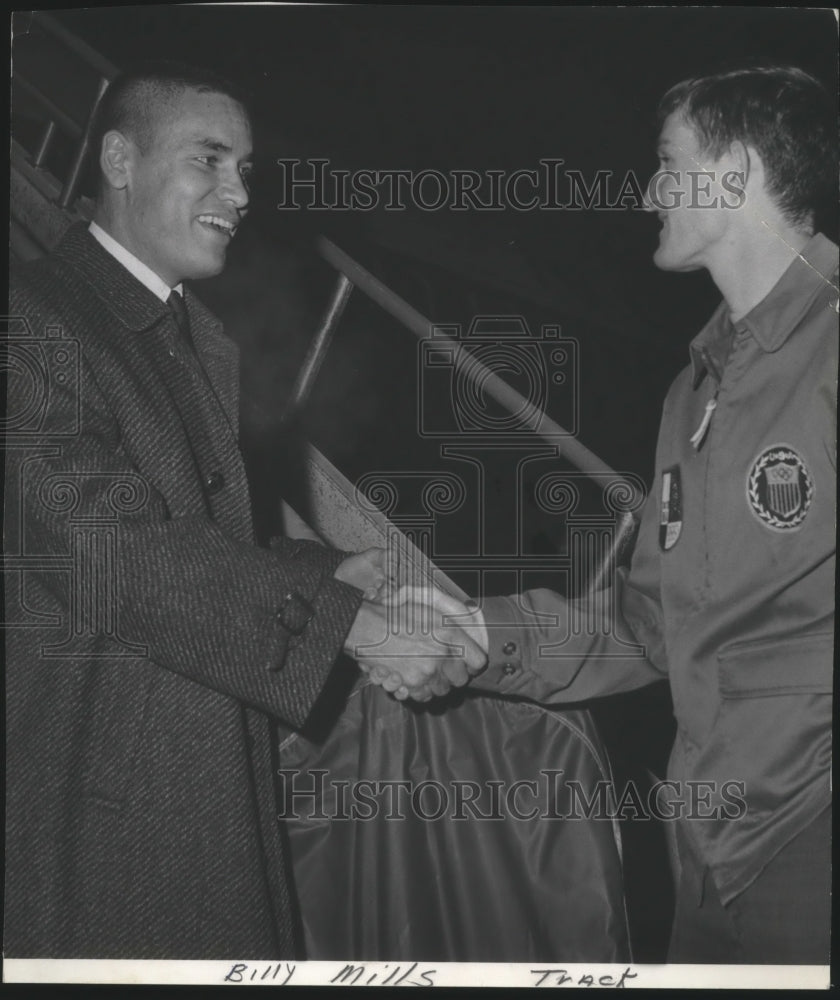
[5, 62, 482, 960]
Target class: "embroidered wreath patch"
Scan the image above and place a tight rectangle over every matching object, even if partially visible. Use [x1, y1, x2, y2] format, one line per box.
[747, 445, 814, 531]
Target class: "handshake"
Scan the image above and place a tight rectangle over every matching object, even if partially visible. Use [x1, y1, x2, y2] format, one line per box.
[336, 548, 489, 702]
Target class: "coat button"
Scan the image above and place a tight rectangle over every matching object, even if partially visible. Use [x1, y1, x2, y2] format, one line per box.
[502, 641, 517, 655]
[502, 662, 517, 676]
[273, 590, 315, 639]
[205, 471, 225, 495]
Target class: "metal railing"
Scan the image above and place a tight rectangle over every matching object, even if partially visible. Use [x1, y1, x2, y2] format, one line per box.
[12, 12, 117, 211]
[291, 237, 642, 593]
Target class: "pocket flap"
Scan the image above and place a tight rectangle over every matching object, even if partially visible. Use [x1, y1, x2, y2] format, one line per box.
[717, 632, 834, 697]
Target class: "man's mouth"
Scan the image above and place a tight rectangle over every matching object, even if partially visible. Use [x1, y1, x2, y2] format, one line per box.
[197, 214, 238, 238]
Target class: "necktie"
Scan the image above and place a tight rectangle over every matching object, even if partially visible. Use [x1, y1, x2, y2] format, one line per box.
[167, 290, 194, 352]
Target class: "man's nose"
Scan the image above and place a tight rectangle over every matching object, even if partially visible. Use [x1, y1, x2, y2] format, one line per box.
[219, 169, 250, 212]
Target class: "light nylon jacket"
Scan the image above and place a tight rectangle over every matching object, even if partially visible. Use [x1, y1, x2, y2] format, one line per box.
[476, 234, 837, 903]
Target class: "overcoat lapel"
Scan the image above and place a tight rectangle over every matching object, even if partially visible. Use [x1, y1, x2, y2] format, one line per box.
[52, 224, 253, 539]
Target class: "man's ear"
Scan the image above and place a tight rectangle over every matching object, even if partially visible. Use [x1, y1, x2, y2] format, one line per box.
[99, 130, 134, 191]
[725, 139, 762, 195]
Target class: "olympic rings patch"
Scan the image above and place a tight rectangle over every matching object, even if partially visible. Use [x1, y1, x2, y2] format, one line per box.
[747, 445, 814, 531]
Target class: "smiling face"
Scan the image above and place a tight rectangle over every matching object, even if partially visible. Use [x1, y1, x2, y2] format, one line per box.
[113, 87, 253, 286]
[646, 112, 733, 273]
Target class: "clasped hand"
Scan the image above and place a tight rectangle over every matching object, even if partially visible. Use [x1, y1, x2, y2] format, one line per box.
[338, 549, 489, 702]
[334, 546, 399, 602]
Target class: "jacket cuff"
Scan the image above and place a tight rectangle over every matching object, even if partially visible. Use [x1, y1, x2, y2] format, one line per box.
[472, 588, 665, 704]
[268, 574, 363, 729]
[471, 595, 548, 697]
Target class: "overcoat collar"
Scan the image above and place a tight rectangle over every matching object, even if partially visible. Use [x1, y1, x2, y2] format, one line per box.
[53, 221, 239, 432]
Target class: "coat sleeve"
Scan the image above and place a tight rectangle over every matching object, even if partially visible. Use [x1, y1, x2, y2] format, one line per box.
[7, 282, 362, 731]
[470, 477, 669, 705]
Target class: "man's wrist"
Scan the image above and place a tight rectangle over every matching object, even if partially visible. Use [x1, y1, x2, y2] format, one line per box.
[461, 602, 489, 656]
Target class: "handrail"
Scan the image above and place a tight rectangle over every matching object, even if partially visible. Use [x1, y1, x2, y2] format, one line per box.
[316, 235, 633, 489]
[12, 72, 84, 139]
[284, 274, 354, 419]
[59, 76, 111, 210]
[310, 236, 643, 590]
[13, 13, 117, 212]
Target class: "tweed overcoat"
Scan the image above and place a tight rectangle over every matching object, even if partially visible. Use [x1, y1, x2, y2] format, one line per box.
[5, 223, 363, 959]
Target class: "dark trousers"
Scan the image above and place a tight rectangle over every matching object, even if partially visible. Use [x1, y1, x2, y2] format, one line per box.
[667, 807, 830, 964]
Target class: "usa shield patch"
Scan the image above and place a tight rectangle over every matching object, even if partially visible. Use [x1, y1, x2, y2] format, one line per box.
[659, 465, 683, 550]
[747, 445, 814, 531]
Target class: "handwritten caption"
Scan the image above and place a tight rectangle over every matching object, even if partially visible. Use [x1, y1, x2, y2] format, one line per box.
[222, 962, 639, 988]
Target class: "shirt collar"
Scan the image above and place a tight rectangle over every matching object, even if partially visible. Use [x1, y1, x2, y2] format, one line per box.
[689, 301, 734, 388]
[690, 233, 839, 388]
[89, 221, 184, 302]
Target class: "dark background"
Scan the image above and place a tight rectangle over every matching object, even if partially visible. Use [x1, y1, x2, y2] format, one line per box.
[10, 5, 838, 961]
[16, 7, 837, 485]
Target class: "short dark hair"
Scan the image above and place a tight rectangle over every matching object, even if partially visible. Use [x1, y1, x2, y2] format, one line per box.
[657, 65, 837, 228]
[89, 60, 251, 189]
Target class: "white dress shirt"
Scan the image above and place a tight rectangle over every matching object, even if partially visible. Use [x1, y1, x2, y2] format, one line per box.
[89, 221, 183, 302]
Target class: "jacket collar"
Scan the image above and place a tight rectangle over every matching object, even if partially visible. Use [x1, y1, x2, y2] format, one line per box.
[88, 221, 182, 303]
[53, 222, 173, 333]
[689, 301, 733, 389]
[52, 223, 236, 422]
[690, 232, 839, 388]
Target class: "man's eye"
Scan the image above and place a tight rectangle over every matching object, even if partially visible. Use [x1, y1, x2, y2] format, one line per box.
[196, 155, 217, 166]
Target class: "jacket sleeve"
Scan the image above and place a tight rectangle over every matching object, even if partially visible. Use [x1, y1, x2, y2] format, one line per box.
[7, 287, 362, 731]
[470, 481, 669, 704]
[269, 533, 352, 574]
